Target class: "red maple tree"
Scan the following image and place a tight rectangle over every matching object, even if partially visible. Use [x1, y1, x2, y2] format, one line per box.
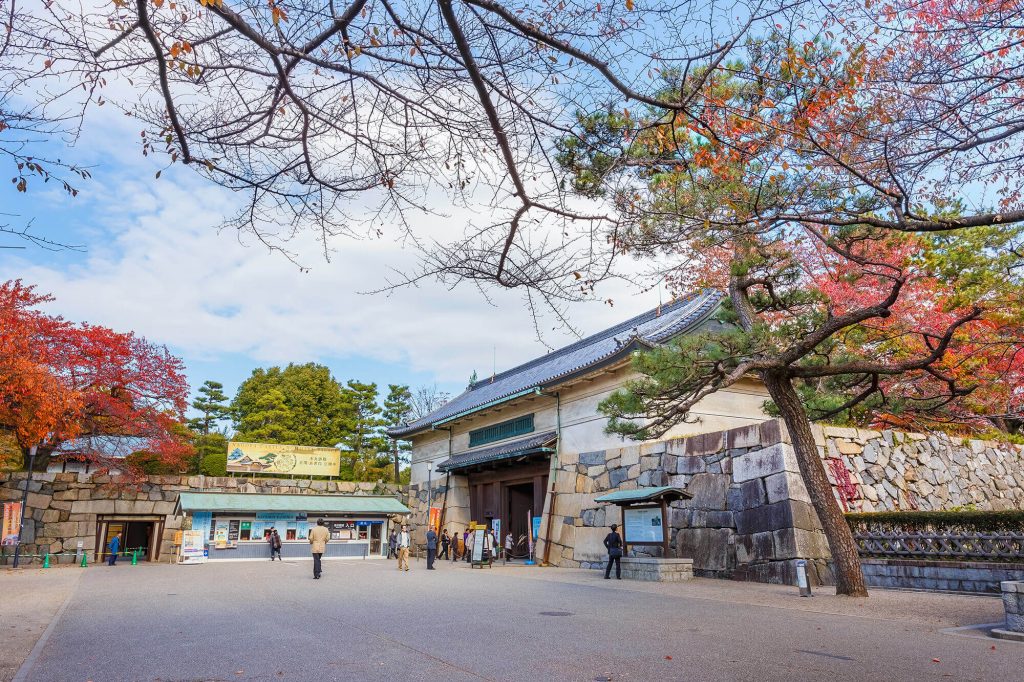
[0, 280, 192, 472]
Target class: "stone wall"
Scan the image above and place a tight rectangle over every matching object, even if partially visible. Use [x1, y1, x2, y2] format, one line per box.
[544, 419, 1023, 586]
[404, 475, 471, 547]
[812, 425, 1024, 512]
[861, 559, 1024, 594]
[0, 472, 401, 564]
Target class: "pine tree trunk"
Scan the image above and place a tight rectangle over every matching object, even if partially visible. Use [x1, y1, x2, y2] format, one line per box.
[761, 371, 869, 597]
[393, 439, 400, 483]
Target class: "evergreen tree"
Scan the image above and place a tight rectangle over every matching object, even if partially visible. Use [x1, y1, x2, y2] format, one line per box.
[382, 384, 413, 483]
[188, 380, 230, 436]
[338, 380, 388, 480]
[231, 364, 350, 447]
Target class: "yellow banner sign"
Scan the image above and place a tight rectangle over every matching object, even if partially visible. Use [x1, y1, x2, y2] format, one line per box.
[227, 442, 341, 477]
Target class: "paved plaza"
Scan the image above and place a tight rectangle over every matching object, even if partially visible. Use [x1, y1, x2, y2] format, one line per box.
[3, 558, 1022, 681]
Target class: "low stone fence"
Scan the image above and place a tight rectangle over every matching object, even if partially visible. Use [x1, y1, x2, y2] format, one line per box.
[861, 559, 1024, 593]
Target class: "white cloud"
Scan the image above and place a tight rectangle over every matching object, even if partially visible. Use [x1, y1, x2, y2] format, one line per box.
[5, 107, 662, 386]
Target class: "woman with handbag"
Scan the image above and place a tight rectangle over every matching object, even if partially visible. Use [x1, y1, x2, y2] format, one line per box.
[603, 524, 623, 580]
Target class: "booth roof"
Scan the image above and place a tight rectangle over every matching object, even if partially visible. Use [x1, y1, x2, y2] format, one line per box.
[176, 492, 411, 515]
[593, 486, 692, 505]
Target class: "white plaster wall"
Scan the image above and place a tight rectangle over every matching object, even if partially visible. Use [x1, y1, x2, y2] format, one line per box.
[406, 368, 769, 486]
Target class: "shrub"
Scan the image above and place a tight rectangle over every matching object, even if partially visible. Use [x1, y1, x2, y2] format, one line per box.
[200, 451, 227, 476]
[845, 510, 1024, 534]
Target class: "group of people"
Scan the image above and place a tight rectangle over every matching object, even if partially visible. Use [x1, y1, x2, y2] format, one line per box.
[387, 526, 517, 569]
[293, 517, 623, 581]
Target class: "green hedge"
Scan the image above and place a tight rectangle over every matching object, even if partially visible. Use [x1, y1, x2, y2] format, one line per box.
[846, 510, 1024, 533]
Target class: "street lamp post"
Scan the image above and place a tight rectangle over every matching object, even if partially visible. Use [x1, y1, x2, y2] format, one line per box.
[13, 445, 38, 569]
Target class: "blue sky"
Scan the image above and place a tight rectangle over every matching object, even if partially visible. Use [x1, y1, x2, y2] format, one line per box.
[1, 107, 659, 413]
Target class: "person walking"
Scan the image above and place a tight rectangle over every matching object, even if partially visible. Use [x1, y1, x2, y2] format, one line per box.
[426, 526, 438, 570]
[463, 528, 473, 563]
[504, 531, 514, 564]
[269, 528, 283, 561]
[308, 519, 330, 579]
[439, 529, 450, 560]
[604, 523, 623, 580]
[107, 531, 121, 566]
[388, 529, 398, 560]
[451, 530, 460, 562]
[397, 524, 411, 571]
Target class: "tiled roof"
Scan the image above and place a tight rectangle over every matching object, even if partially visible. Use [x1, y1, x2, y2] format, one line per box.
[51, 435, 150, 459]
[388, 290, 723, 438]
[594, 486, 693, 504]
[176, 492, 410, 515]
[436, 431, 557, 472]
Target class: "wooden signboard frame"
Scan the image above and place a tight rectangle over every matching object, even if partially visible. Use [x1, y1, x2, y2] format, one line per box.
[619, 501, 670, 557]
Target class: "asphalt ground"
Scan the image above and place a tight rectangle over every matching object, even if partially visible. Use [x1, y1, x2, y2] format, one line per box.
[7, 557, 1023, 682]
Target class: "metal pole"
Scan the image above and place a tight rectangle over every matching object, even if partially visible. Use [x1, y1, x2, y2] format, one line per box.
[13, 445, 37, 569]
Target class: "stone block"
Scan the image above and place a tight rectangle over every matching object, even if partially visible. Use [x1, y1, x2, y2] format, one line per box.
[579, 450, 606, 467]
[705, 511, 735, 528]
[637, 469, 666, 487]
[675, 527, 732, 571]
[686, 431, 725, 457]
[686, 473, 730, 510]
[640, 442, 667, 456]
[153, 501, 176, 516]
[675, 457, 707, 475]
[733, 444, 793, 482]
[72, 499, 116, 514]
[727, 424, 762, 450]
[735, 501, 793, 535]
[727, 479, 766, 512]
[789, 499, 822, 532]
[26, 491, 51, 510]
[759, 420, 788, 447]
[764, 471, 811, 504]
[608, 467, 630, 488]
[620, 446, 641, 467]
[735, 531, 774, 564]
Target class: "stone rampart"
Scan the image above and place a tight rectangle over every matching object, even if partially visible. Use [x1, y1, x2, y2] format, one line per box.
[547, 419, 1023, 585]
[0, 472, 401, 563]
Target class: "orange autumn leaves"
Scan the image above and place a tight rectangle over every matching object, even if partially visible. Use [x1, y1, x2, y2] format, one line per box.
[0, 280, 192, 469]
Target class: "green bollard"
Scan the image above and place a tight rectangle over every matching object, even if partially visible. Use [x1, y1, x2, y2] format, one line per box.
[131, 550, 137, 566]
[43, 552, 50, 568]
[80, 551, 88, 568]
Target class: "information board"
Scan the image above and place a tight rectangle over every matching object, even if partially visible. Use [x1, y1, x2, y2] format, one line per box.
[180, 530, 207, 564]
[214, 521, 229, 548]
[472, 530, 485, 562]
[623, 507, 663, 544]
[191, 511, 212, 541]
[227, 441, 341, 476]
[228, 519, 240, 544]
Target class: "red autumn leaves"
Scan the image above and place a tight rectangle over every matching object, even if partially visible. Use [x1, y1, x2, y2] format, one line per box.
[0, 279, 192, 471]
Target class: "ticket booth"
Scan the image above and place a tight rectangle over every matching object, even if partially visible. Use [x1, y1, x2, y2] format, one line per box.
[174, 492, 410, 562]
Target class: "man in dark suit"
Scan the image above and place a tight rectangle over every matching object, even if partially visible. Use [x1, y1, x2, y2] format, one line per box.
[604, 523, 623, 580]
[425, 526, 438, 570]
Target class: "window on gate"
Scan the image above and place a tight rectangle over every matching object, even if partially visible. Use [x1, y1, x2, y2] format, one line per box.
[468, 414, 535, 448]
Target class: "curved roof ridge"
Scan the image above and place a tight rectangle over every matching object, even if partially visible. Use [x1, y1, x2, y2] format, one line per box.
[388, 289, 723, 438]
[477, 290, 704, 387]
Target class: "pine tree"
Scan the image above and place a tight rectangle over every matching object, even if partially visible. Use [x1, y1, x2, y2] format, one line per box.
[382, 384, 413, 483]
